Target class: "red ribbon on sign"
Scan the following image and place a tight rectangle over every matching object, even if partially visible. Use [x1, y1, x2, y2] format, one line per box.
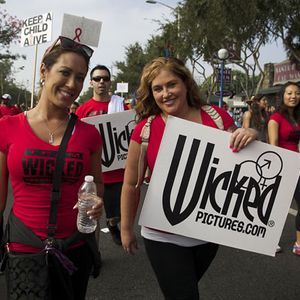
[73, 28, 82, 42]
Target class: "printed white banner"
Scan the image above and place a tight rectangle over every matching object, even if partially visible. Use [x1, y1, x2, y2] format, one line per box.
[82, 110, 136, 172]
[21, 12, 53, 47]
[139, 116, 300, 256]
[116, 82, 129, 93]
[61, 14, 102, 47]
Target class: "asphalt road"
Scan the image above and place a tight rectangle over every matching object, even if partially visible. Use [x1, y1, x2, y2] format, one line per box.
[1, 183, 299, 300]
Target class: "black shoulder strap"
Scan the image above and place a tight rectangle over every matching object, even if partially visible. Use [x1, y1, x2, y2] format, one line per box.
[47, 113, 77, 238]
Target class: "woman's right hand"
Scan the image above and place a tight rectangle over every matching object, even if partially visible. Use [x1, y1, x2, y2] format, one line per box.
[121, 229, 138, 255]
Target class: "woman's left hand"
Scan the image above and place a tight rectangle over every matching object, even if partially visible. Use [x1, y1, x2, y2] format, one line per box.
[74, 195, 104, 220]
[87, 195, 104, 220]
[229, 128, 258, 152]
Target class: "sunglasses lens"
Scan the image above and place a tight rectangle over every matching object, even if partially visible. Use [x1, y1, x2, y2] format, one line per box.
[92, 76, 110, 82]
[59, 36, 94, 59]
[60, 37, 74, 48]
[82, 46, 93, 58]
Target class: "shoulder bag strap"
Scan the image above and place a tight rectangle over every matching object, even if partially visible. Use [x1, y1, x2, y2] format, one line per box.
[135, 115, 155, 188]
[47, 113, 78, 238]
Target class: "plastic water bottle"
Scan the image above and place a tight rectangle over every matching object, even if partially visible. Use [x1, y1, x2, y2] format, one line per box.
[77, 175, 97, 233]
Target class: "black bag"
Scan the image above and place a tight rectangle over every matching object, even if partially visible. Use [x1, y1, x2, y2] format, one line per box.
[0, 217, 4, 261]
[5, 251, 49, 300]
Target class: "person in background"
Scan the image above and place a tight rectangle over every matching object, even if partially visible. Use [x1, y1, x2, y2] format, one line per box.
[268, 81, 300, 256]
[69, 101, 80, 114]
[0, 36, 103, 299]
[0, 94, 22, 117]
[76, 64, 128, 246]
[267, 104, 276, 114]
[121, 57, 257, 300]
[242, 94, 269, 143]
[14, 103, 23, 112]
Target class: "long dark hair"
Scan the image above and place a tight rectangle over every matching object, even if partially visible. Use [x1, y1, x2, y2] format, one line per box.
[251, 94, 269, 129]
[277, 81, 300, 125]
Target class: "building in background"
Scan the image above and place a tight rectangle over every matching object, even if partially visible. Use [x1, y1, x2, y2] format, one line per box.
[260, 60, 300, 107]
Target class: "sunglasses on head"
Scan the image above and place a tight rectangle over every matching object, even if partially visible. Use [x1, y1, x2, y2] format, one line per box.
[92, 76, 110, 82]
[44, 36, 94, 60]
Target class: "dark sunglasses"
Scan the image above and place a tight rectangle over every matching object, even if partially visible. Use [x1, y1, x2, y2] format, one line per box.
[44, 36, 94, 60]
[92, 76, 110, 82]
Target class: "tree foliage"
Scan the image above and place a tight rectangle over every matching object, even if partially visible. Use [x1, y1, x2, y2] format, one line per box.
[177, 0, 273, 97]
[266, 0, 300, 64]
[113, 42, 147, 95]
[78, 87, 93, 104]
[0, 1, 28, 108]
[0, 1, 23, 60]
[112, 0, 300, 99]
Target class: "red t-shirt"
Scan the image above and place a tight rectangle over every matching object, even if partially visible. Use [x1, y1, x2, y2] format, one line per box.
[0, 104, 22, 117]
[131, 105, 234, 172]
[0, 113, 101, 252]
[76, 98, 109, 118]
[76, 98, 128, 183]
[269, 112, 300, 152]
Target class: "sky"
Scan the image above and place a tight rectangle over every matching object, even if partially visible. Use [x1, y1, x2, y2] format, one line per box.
[3, 0, 288, 95]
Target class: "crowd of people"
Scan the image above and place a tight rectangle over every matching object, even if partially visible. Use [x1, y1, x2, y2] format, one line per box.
[0, 94, 22, 118]
[0, 35, 299, 300]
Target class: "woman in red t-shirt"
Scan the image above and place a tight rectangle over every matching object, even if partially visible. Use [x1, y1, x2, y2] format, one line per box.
[0, 36, 104, 299]
[121, 57, 258, 300]
[268, 81, 300, 256]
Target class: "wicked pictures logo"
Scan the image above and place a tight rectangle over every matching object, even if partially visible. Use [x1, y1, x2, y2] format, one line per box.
[97, 119, 136, 168]
[162, 135, 283, 229]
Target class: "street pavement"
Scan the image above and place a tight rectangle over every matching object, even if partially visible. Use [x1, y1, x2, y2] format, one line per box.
[1, 183, 299, 300]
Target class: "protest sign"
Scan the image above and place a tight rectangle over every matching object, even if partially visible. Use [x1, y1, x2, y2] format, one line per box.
[116, 82, 129, 93]
[21, 12, 53, 47]
[61, 13, 102, 47]
[139, 116, 300, 256]
[82, 110, 136, 172]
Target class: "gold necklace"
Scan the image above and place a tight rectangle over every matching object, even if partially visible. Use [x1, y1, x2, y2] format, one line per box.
[43, 116, 69, 144]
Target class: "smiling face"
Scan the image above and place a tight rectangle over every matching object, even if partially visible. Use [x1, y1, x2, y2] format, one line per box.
[283, 84, 300, 109]
[40, 52, 87, 109]
[258, 96, 268, 109]
[151, 68, 189, 118]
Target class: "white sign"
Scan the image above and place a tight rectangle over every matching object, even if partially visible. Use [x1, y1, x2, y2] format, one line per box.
[116, 82, 129, 93]
[21, 12, 53, 47]
[82, 110, 136, 172]
[139, 116, 300, 256]
[61, 14, 102, 47]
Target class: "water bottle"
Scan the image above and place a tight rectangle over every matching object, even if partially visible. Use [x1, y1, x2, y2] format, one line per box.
[77, 175, 97, 233]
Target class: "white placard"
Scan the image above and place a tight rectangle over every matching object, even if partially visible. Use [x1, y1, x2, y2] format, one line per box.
[21, 12, 53, 47]
[139, 116, 300, 256]
[61, 14, 102, 47]
[116, 82, 129, 93]
[82, 110, 136, 172]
